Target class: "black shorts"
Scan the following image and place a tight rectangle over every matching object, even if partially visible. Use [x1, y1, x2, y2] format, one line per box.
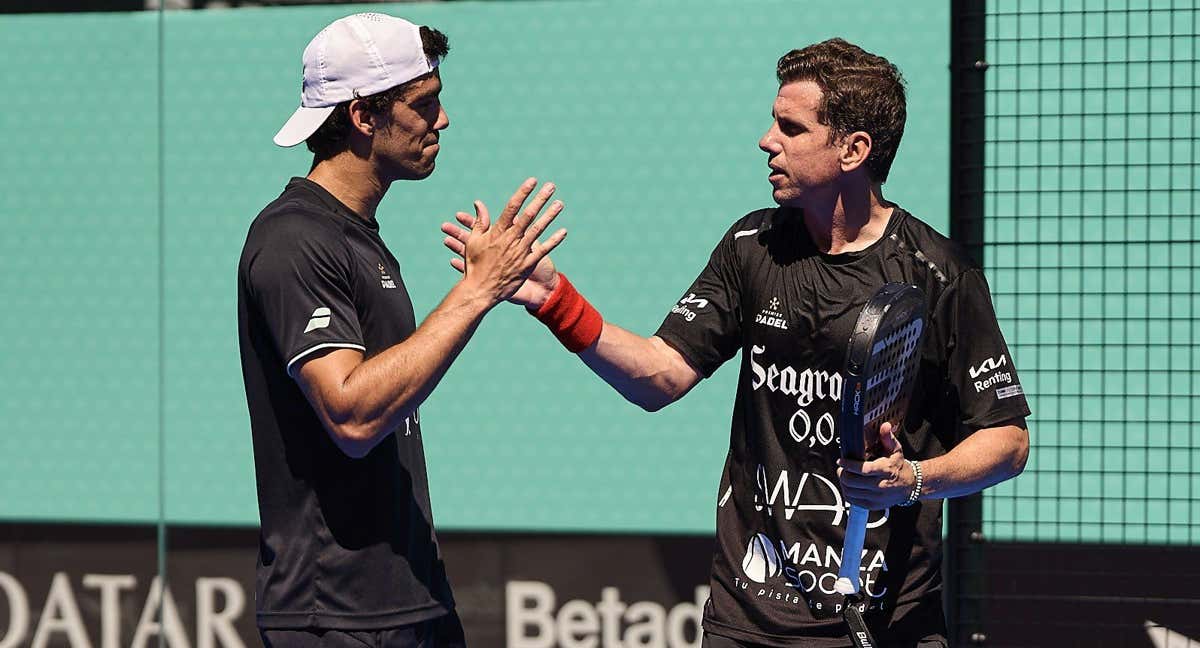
[259, 610, 466, 648]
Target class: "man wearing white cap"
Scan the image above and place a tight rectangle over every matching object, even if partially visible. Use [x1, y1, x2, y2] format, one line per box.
[238, 13, 566, 647]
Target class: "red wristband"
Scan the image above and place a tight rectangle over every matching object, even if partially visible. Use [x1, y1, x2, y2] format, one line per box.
[531, 273, 603, 353]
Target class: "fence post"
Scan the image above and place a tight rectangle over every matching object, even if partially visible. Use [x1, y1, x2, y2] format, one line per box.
[948, 0, 988, 645]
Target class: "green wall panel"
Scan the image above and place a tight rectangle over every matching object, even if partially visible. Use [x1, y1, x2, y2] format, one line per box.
[3, 0, 950, 532]
[0, 13, 161, 522]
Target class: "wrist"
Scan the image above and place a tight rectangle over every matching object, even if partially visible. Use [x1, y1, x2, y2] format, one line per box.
[529, 273, 603, 353]
[451, 279, 499, 314]
[898, 459, 923, 507]
[524, 273, 562, 312]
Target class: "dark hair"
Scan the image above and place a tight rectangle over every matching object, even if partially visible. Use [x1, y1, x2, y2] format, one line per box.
[306, 26, 450, 162]
[776, 38, 906, 183]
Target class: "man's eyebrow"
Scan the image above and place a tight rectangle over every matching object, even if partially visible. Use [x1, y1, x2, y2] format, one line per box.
[407, 85, 440, 103]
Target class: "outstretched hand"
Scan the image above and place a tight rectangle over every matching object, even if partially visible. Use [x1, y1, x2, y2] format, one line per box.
[442, 178, 565, 310]
[836, 422, 915, 510]
[445, 178, 567, 307]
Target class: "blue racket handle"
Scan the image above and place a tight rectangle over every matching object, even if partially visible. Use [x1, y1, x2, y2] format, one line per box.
[836, 505, 870, 595]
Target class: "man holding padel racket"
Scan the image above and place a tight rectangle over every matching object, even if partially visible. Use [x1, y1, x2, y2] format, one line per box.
[442, 38, 1029, 647]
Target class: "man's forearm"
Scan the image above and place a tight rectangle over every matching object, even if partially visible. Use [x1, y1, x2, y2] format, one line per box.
[917, 424, 1030, 500]
[578, 326, 698, 412]
[332, 282, 494, 447]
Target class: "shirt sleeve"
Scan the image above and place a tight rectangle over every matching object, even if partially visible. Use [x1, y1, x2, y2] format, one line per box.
[653, 226, 743, 378]
[935, 268, 1032, 430]
[245, 220, 365, 377]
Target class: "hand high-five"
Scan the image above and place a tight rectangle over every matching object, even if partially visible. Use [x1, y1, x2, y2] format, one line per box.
[449, 177, 567, 306]
[443, 178, 565, 309]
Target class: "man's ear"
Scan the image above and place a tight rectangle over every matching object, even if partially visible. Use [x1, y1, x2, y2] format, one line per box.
[347, 98, 375, 138]
[840, 130, 873, 173]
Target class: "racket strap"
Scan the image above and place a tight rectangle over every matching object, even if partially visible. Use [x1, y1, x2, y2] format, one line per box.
[843, 597, 878, 648]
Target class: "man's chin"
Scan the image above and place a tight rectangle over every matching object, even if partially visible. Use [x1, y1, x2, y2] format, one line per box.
[397, 161, 436, 182]
[772, 188, 801, 207]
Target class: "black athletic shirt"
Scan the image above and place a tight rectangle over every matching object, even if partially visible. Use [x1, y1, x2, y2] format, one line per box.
[655, 206, 1030, 647]
[237, 178, 454, 630]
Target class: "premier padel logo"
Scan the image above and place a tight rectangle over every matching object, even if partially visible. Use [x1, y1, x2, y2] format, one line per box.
[754, 297, 789, 330]
[670, 293, 708, 322]
[378, 262, 397, 289]
[303, 307, 331, 333]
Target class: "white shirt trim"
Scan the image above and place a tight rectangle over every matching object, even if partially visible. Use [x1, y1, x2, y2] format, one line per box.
[286, 342, 366, 377]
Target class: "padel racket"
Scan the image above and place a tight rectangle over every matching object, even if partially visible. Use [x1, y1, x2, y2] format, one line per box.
[835, 282, 927, 647]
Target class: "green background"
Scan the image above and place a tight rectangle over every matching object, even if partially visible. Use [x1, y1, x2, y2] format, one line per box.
[0, 0, 950, 531]
[34, 0, 1198, 542]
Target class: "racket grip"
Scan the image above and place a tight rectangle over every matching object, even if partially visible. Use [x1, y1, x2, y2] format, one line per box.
[836, 505, 870, 595]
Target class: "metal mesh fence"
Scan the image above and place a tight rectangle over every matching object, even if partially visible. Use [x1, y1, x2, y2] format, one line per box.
[961, 0, 1199, 645]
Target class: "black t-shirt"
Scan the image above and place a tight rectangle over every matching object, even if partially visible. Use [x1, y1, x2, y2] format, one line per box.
[237, 178, 454, 630]
[655, 206, 1030, 647]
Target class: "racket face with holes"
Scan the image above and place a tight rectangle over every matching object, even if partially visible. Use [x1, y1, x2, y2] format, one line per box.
[840, 283, 927, 462]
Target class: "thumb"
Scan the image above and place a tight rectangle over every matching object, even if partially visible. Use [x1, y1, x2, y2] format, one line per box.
[879, 421, 903, 456]
[472, 200, 491, 232]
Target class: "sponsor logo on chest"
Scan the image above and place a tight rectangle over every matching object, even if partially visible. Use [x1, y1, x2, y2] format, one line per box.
[755, 297, 789, 330]
[378, 262, 397, 289]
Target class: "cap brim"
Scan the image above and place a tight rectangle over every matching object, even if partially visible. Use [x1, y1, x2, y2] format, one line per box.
[273, 105, 336, 147]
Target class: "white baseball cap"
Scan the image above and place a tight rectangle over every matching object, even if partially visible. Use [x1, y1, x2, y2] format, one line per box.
[274, 13, 441, 147]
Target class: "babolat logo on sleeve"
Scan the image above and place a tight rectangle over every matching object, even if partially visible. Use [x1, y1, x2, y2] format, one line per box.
[304, 307, 331, 333]
[969, 354, 1018, 395]
[671, 293, 708, 322]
